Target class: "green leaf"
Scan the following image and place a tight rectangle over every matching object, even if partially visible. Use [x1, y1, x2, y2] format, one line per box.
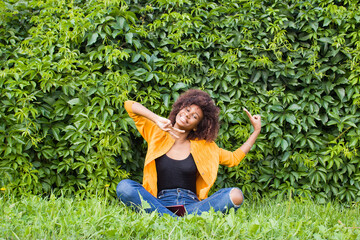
[131, 53, 142, 63]
[163, 94, 170, 108]
[258, 175, 272, 182]
[270, 105, 284, 112]
[221, 81, 228, 91]
[87, 33, 98, 46]
[252, 71, 261, 83]
[281, 139, 289, 151]
[285, 115, 296, 125]
[281, 151, 291, 162]
[203, 52, 210, 59]
[318, 37, 332, 44]
[145, 73, 154, 82]
[309, 21, 318, 32]
[139, 193, 151, 209]
[249, 223, 260, 235]
[132, 68, 147, 76]
[125, 33, 133, 44]
[275, 137, 282, 148]
[113, 17, 126, 30]
[323, 18, 331, 26]
[172, 82, 187, 91]
[335, 88, 345, 101]
[219, 95, 231, 102]
[67, 98, 80, 105]
[288, 104, 301, 111]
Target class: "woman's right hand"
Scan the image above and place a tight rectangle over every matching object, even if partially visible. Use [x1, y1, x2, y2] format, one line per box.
[130, 101, 185, 138]
[155, 116, 184, 138]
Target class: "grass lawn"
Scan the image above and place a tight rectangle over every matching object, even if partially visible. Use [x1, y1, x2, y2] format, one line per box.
[1, 194, 359, 239]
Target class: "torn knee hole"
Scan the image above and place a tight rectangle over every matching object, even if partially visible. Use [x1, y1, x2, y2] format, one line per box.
[230, 188, 244, 206]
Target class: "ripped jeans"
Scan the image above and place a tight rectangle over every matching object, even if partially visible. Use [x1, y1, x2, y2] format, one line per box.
[116, 179, 244, 216]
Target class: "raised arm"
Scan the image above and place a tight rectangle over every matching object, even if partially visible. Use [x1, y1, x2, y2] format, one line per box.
[128, 101, 184, 138]
[240, 108, 261, 154]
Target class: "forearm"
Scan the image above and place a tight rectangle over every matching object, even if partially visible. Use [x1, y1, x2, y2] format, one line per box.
[131, 101, 160, 123]
[240, 129, 260, 154]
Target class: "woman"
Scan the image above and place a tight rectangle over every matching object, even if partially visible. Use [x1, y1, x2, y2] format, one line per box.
[117, 89, 261, 216]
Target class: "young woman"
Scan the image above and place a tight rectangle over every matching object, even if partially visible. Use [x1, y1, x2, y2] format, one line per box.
[117, 89, 261, 216]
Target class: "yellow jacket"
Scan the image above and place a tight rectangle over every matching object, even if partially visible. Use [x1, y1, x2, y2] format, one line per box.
[125, 101, 246, 200]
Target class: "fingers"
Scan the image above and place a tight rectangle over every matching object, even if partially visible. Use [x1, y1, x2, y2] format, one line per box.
[244, 108, 261, 120]
[167, 127, 185, 138]
[161, 122, 184, 133]
[159, 124, 178, 137]
[157, 117, 185, 138]
[243, 107, 251, 115]
[160, 126, 184, 138]
[168, 130, 180, 138]
[160, 121, 173, 131]
[171, 127, 185, 133]
[243, 108, 253, 119]
[163, 120, 172, 128]
[244, 108, 261, 131]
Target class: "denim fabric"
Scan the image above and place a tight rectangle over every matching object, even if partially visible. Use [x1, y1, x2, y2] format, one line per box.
[116, 179, 243, 216]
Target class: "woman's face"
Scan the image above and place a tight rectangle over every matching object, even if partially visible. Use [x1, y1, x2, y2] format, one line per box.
[175, 104, 203, 131]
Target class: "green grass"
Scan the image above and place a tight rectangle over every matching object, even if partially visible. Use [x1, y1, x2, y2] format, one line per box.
[1, 194, 359, 239]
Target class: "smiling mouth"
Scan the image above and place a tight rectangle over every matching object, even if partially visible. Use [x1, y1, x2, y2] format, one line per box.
[179, 115, 187, 124]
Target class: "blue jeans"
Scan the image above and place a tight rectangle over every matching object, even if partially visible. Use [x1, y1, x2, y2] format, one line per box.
[116, 179, 244, 216]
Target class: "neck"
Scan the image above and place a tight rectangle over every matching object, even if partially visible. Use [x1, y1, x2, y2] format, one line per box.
[173, 130, 189, 143]
[175, 135, 189, 143]
[173, 123, 190, 143]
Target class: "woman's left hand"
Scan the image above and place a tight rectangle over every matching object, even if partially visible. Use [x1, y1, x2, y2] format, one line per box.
[243, 108, 261, 132]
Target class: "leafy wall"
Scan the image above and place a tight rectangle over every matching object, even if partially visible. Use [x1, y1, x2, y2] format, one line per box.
[1, 0, 359, 202]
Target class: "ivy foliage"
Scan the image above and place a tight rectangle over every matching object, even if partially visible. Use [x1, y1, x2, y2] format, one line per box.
[1, 0, 359, 202]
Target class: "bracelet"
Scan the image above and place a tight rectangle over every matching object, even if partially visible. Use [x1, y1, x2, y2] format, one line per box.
[244, 142, 252, 149]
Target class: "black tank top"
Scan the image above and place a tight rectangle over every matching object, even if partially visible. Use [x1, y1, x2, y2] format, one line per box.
[156, 153, 197, 194]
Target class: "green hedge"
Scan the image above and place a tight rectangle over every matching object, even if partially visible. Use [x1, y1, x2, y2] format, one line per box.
[1, 0, 359, 202]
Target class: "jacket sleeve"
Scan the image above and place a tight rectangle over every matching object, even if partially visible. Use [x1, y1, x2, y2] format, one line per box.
[124, 100, 160, 143]
[218, 147, 246, 167]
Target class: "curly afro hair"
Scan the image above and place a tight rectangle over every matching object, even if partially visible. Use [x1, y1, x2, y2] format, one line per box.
[168, 89, 220, 142]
